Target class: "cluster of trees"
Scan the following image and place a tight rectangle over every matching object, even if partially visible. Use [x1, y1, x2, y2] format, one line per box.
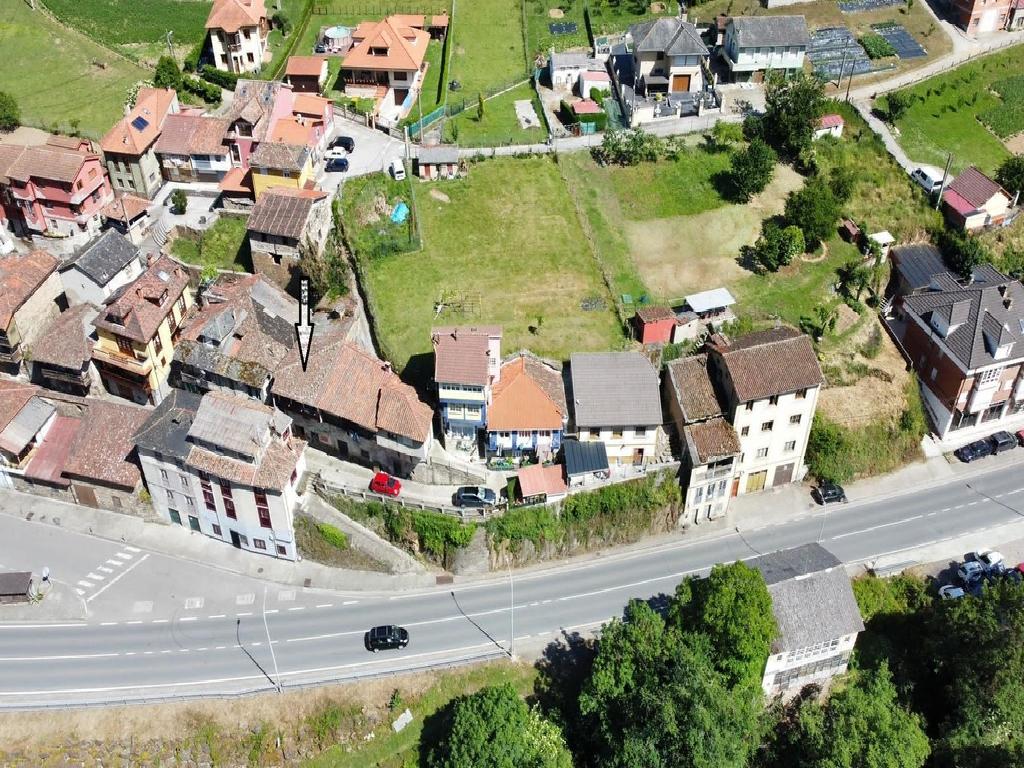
[153, 56, 223, 107]
[591, 127, 663, 166]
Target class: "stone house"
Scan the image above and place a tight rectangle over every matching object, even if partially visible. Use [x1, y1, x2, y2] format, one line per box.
[0, 250, 64, 374]
[247, 187, 331, 290]
[60, 229, 145, 307]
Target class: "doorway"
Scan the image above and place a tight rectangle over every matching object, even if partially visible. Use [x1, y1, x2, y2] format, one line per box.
[671, 74, 691, 92]
[230, 530, 241, 548]
[745, 470, 767, 493]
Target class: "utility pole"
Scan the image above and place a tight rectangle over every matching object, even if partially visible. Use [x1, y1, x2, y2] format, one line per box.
[845, 60, 855, 103]
[936, 152, 953, 210]
[262, 586, 282, 692]
[165, 30, 175, 61]
[834, 50, 848, 89]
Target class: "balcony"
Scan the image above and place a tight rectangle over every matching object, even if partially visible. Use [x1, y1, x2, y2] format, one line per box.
[92, 346, 153, 377]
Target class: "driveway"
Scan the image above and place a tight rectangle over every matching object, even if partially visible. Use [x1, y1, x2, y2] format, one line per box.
[318, 112, 406, 195]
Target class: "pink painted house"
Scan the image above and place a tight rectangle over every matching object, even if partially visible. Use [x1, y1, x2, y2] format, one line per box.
[0, 136, 113, 244]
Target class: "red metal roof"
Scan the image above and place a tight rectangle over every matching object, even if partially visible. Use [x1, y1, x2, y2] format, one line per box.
[24, 416, 80, 487]
[517, 463, 567, 498]
[817, 113, 844, 129]
[943, 188, 977, 216]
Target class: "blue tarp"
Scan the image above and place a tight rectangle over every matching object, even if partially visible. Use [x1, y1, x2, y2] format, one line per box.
[391, 202, 409, 223]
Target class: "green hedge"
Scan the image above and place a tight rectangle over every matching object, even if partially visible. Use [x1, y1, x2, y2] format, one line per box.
[181, 76, 221, 106]
[201, 65, 238, 90]
[316, 521, 349, 550]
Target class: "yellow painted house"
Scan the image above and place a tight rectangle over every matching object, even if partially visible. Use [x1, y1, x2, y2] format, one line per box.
[92, 256, 194, 405]
[249, 142, 314, 198]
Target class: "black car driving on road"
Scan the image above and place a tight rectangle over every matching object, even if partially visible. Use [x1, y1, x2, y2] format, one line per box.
[813, 482, 847, 505]
[365, 625, 409, 652]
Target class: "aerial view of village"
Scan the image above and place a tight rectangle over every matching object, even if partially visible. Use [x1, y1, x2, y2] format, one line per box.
[0, 0, 1023, 763]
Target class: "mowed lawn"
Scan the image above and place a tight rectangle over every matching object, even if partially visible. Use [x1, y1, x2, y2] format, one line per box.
[445, 82, 545, 146]
[891, 45, 1024, 174]
[0, 2, 150, 138]
[448, 0, 527, 94]
[357, 157, 623, 378]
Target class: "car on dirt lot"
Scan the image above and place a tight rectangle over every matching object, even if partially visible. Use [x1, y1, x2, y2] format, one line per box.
[370, 472, 401, 497]
[365, 625, 409, 652]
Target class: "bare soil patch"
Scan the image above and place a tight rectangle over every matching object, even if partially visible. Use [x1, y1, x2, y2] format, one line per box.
[623, 164, 804, 298]
[429, 188, 451, 203]
[1004, 132, 1024, 154]
[548, 7, 565, 17]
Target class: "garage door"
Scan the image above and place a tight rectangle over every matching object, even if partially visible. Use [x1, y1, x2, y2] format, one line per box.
[75, 485, 98, 508]
[671, 74, 691, 92]
[745, 471, 767, 493]
[773, 463, 795, 486]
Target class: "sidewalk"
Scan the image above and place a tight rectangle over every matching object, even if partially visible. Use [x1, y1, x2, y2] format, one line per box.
[0, 487, 435, 595]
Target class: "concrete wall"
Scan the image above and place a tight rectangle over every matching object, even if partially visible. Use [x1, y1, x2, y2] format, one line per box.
[576, 425, 660, 465]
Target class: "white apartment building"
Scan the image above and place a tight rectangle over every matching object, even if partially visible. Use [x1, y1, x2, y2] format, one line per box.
[206, 0, 269, 74]
[751, 543, 864, 698]
[134, 388, 306, 560]
[570, 352, 663, 466]
[721, 16, 809, 82]
[706, 328, 823, 495]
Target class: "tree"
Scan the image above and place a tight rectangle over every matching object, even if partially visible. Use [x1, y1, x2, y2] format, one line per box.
[886, 90, 913, 124]
[785, 175, 840, 248]
[791, 664, 931, 768]
[428, 683, 572, 768]
[806, 415, 853, 484]
[837, 259, 872, 303]
[154, 56, 182, 91]
[936, 228, 990, 279]
[829, 165, 857, 205]
[578, 600, 763, 768]
[744, 220, 805, 273]
[0, 91, 20, 132]
[477, 92, 485, 121]
[670, 561, 777, 689]
[763, 71, 827, 158]
[170, 189, 188, 215]
[996, 154, 1024, 198]
[730, 138, 777, 202]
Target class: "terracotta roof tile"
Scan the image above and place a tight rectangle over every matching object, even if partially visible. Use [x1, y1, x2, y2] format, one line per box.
[93, 256, 191, 343]
[431, 326, 501, 386]
[0, 250, 59, 329]
[100, 88, 177, 155]
[0, 381, 38, 433]
[206, 0, 266, 32]
[292, 93, 330, 116]
[665, 354, 723, 422]
[249, 142, 308, 172]
[101, 194, 150, 222]
[343, 16, 429, 72]
[62, 399, 149, 489]
[636, 305, 676, 323]
[5, 144, 93, 183]
[488, 355, 566, 431]
[709, 327, 823, 402]
[286, 56, 328, 77]
[684, 417, 740, 464]
[517, 463, 567, 498]
[30, 303, 99, 370]
[248, 188, 325, 239]
[154, 115, 229, 156]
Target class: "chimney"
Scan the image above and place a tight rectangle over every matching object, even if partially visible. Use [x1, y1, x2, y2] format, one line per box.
[1005, 297, 1013, 311]
[452, 328, 458, 341]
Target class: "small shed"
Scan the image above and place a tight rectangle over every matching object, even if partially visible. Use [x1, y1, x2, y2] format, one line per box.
[634, 305, 678, 345]
[838, 218, 861, 244]
[517, 463, 568, 505]
[674, 287, 736, 342]
[416, 146, 463, 180]
[814, 114, 844, 140]
[580, 69, 611, 99]
[0, 572, 32, 604]
[100, 195, 151, 246]
[562, 439, 610, 487]
[868, 230, 895, 261]
[285, 56, 329, 93]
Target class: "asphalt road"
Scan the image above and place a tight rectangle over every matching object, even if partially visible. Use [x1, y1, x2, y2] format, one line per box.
[3, 462, 1024, 707]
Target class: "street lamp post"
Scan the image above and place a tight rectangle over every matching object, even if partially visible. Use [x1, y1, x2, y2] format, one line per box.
[263, 585, 281, 692]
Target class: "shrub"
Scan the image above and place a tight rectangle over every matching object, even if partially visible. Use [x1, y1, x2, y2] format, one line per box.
[181, 76, 221, 106]
[885, 90, 913, 123]
[0, 91, 21, 132]
[861, 33, 896, 60]
[201, 65, 238, 90]
[183, 38, 205, 73]
[154, 56, 182, 91]
[729, 138, 777, 202]
[272, 11, 292, 35]
[315, 521, 349, 550]
[170, 189, 187, 215]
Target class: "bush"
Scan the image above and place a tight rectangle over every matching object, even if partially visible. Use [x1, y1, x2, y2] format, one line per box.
[272, 11, 292, 35]
[0, 91, 21, 132]
[183, 38, 205, 73]
[729, 138, 777, 202]
[784, 174, 840, 248]
[200, 65, 238, 90]
[170, 189, 187, 215]
[744, 220, 805, 272]
[181, 76, 222, 106]
[861, 33, 896, 60]
[315, 521, 349, 550]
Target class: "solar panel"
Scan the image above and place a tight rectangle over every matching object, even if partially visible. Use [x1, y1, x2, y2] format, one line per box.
[131, 116, 150, 131]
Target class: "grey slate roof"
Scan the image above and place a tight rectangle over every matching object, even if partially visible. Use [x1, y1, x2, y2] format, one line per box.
[187, 392, 290, 458]
[892, 243, 946, 293]
[728, 16, 810, 48]
[550, 51, 591, 70]
[629, 17, 709, 57]
[902, 266, 1024, 370]
[66, 230, 139, 287]
[562, 439, 609, 476]
[133, 388, 202, 460]
[748, 544, 863, 652]
[569, 352, 663, 428]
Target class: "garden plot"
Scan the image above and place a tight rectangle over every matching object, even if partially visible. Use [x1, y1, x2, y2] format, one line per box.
[873, 23, 926, 59]
[808, 27, 873, 79]
[838, 0, 904, 11]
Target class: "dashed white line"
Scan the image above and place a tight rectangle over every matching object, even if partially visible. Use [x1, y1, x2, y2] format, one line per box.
[126, 620, 143, 625]
[316, 604, 333, 609]
[342, 600, 359, 606]
[100, 622, 118, 627]
[208, 614, 226, 619]
[236, 612, 252, 617]
[180, 617, 198, 623]
[98, 567, 113, 574]
[264, 609, 279, 615]
[152, 619, 169, 624]
[288, 606, 305, 612]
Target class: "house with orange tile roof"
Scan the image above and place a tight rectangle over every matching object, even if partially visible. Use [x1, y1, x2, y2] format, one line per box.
[341, 15, 432, 124]
[91, 255, 195, 406]
[0, 136, 113, 243]
[206, 0, 269, 74]
[272, 331, 434, 478]
[285, 56, 329, 93]
[153, 114, 231, 183]
[99, 88, 179, 199]
[0, 250, 64, 374]
[486, 353, 568, 461]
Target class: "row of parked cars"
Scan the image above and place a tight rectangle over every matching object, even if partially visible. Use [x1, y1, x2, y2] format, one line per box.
[940, 548, 1024, 599]
[953, 430, 1022, 463]
[369, 472, 499, 509]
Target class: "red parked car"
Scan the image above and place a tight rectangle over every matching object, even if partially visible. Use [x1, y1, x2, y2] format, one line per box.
[370, 472, 402, 497]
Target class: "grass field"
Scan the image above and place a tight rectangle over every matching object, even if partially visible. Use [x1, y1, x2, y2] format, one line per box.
[43, 0, 210, 48]
[170, 216, 252, 273]
[890, 45, 1024, 174]
[0, 1, 150, 138]
[444, 82, 545, 146]
[351, 157, 624, 382]
[523, 0, 672, 60]
[448, 0, 528, 95]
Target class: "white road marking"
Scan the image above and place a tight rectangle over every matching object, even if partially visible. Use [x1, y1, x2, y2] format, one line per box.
[116, 553, 133, 560]
[342, 600, 358, 606]
[77, 580, 93, 588]
[126, 620, 143, 625]
[288, 606, 305, 612]
[316, 604, 333, 609]
[86, 554, 149, 604]
[236, 593, 255, 606]
[98, 567, 113, 574]
[264, 609, 279, 615]
[830, 515, 924, 541]
[277, 589, 296, 602]
[236, 612, 252, 617]
[967, 501, 979, 507]
[152, 619, 169, 624]
[100, 622, 118, 627]
[0, 652, 121, 661]
[208, 614, 226, 619]
[125, 546, 141, 553]
[106, 559, 123, 567]
[86, 573, 104, 581]
[184, 597, 204, 610]
[75, 588, 85, 596]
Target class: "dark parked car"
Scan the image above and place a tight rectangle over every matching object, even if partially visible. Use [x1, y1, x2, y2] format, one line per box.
[955, 439, 995, 463]
[989, 431, 1016, 454]
[330, 135, 355, 153]
[365, 625, 409, 652]
[325, 157, 349, 173]
[813, 482, 848, 505]
[453, 486, 497, 509]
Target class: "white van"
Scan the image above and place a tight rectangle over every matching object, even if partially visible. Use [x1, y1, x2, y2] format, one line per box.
[910, 166, 944, 195]
[388, 158, 406, 181]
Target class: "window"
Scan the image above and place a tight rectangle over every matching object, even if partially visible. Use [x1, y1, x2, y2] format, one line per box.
[116, 336, 133, 355]
[276, 544, 287, 556]
[745, 402, 754, 411]
[220, 480, 236, 519]
[185, 496, 195, 508]
[784, 440, 796, 452]
[153, 334, 163, 354]
[611, 428, 623, 439]
[756, 447, 769, 459]
[978, 368, 1001, 384]
[159, 468, 168, 481]
[635, 426, 647, 438]
[769, 395, 779, 406]
[212, 524, 222, 536]
[795, 389, 807, 399]
[254, 538, 267, 550]
[761, 421, 774, 432]
[255, 490, 271, 528]
[290, 468, 298, 485]
[740, 426, 749, 436]
[718, 479, 728, 495]
[188, 515, 201, 532]
[169, 509, 182, 525]
[179, 473, 189, 488]
[200, 475, 216, 511]
[166, 489, 175, 505]
[694, 486, 704, 503]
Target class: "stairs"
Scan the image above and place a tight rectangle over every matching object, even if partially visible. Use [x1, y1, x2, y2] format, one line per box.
[151, 219, 170, 249]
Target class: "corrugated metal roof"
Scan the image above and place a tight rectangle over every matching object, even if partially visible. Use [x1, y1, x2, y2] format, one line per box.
[0, 397, 54, 455]
[562, 439, 609, 476]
